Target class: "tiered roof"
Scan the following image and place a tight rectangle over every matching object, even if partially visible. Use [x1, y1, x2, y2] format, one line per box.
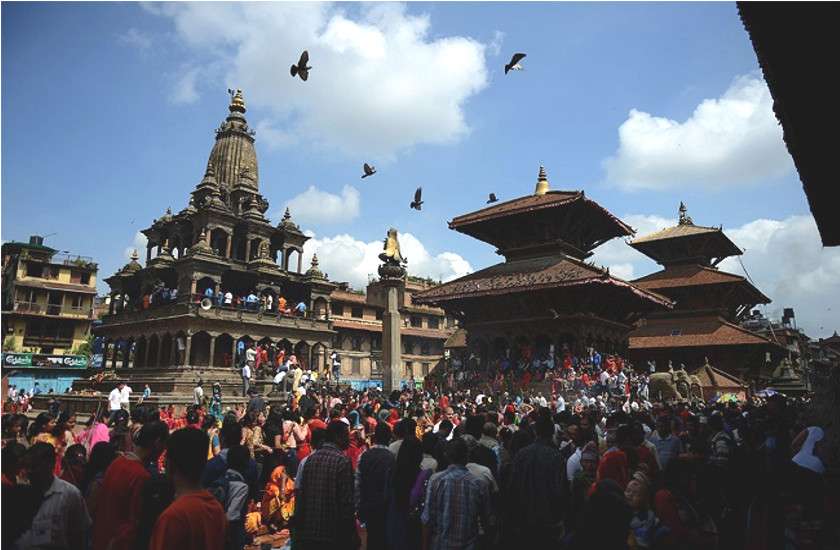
[630, 315, 773, 349]
[630, 203, 741, 266]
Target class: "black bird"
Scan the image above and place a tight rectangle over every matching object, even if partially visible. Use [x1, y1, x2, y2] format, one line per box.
[290, 50, 311, 81]
[361, 163, 376, 179]
[504, 52, 526, 74]
[410, 187, 423, 210]
[487, 193, 498, 204]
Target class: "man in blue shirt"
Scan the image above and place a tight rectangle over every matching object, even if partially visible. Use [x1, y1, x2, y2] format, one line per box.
[295, 301, 307, 316]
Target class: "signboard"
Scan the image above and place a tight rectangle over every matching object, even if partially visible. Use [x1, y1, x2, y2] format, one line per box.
[2, 353, 89, 369]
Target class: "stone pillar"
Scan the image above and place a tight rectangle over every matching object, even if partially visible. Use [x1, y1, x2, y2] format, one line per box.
[184, 332, 193, 367]
[170, 337, 178, 367]
[146, 245, 153, 263]
[379, 269, 405, 394]
[232, 337, 238, 368]
[297, 252, 302, 274]
[245, 239, 252, 262]
[226, 236, 233, 259]
[190, 277, 197, 301]
[209, 335, 216, 368]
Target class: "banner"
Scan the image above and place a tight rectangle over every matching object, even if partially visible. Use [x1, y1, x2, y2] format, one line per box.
[2, 353, 89, 369]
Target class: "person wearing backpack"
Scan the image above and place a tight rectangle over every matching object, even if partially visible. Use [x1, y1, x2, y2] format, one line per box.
[208, 444, 250, 550]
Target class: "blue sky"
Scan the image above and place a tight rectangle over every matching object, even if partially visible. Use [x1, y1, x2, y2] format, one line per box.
[2, 2, 837, 337]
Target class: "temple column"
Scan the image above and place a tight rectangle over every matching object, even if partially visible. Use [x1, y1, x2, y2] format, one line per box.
[245, 239, 252, 262]
[232, 337, 238, 369]
[190, 277, 197, 301]
[208, 335, 216, 368]
[108, 294, 116, 315]
[225, 236, 232, 259]
[146, 245, 153, 263]
[150, 338, 160, 368]
[184, 332, 193, 367]
[170, 337, 178, 367]
[297, 252, 302, 274]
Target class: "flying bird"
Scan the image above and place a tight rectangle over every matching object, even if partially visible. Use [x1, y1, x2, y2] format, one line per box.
[361, 163, 376, 179]
[410, 187, 423, 210]
[487, 193, 498, 204]
[504, 52, 526, 74]
[290, 50, 311, 81]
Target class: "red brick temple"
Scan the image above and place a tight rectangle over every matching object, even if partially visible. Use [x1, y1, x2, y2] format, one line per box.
[413, 167, 671, 365]
[627, 203, 784, 382]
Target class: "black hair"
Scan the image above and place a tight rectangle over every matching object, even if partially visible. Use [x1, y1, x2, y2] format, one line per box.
[201, 414, 217, 431]
[133, 474, 175, 550]
[136, 420, 170, 450]
[220, 420, 243, 449]
[166, 427, 209, 485]
[27, 412, 54, 441]
[392, 437, 423, 512]
[227, 444, 250, 475]
[444, 436, 469, 466]
[310, 427, 327, 450]
[1, 442, 26, 480]
[186, 407, 200, 426]
[83, 441, 118, 494]
[374, 422, 393, 446]
[326, 420, 349, 449]
[421, 432, 438, 455]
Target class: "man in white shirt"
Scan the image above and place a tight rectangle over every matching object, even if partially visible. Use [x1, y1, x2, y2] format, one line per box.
[108, 383, 125, 422]
[14, 442, 90, 549]
[241, 362, 251, 396]
[193, 380, 205, 407]
[224, 291, 233, 305]
[120, 383, 133, 412]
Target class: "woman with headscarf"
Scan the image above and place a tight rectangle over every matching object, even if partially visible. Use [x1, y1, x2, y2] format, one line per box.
[77, 409, 109, 455]
[260, 454, 296, 532]
[384, 437, 432, 550]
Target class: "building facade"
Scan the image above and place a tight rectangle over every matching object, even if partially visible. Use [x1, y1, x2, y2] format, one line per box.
[329, 277, 455, 388]
[2, 236, 97, 393]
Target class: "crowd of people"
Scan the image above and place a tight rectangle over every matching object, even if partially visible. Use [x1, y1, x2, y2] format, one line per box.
[1, 358, 834, 550]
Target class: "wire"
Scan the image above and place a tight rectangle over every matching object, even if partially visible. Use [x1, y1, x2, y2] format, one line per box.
[737, 253, 779, 344]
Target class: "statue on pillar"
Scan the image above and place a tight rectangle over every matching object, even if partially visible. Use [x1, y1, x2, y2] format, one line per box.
[378, 227, 407, 280]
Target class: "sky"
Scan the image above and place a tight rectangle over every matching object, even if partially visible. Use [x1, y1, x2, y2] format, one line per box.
[2, 2, 838, 338]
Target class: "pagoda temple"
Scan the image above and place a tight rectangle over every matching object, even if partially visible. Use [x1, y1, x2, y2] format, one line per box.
[413, 167, 672, 364]
[90, 90, 336, 398]
[627, 202, 783, 381]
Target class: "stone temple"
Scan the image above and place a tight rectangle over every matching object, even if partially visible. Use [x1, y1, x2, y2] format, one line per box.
[87, 90, 337, 400]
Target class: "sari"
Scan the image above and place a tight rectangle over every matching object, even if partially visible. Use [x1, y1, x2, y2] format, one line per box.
[261, 465, 295, 527]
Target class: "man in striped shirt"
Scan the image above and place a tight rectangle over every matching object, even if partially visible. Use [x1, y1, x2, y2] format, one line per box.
[421, 437, 491, 550]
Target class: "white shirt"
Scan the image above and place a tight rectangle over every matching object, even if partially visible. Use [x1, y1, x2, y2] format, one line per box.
[556, 396, 566, 413]
[120, 386, 132, 405]
[242, 364, 251, 379]
[224, 292, 233, 304]
[109, 388, 122, 411]
[566, 447, 582, 487]
[13, 476, 91, 550]
[194, 386, 204, 405]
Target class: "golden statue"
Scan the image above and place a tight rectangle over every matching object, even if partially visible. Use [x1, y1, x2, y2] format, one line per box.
[379, 227, 406, 265]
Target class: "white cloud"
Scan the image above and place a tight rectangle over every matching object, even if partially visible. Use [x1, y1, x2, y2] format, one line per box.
[302, 231, 473, 289]
[488, 30, 505, 56]
[718, 215, 840, 338]
[282, 185, 361, 227]
[151, 3, 490, 158]
[603, 74, 794, 191]
[591, 214, 674, 280]
[119, 28, 152, 50]
[172, 67, 200, 104]
[124, 232, 148, 262]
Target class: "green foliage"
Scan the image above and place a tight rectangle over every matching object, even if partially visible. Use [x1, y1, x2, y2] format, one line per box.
[73, 333, 95, 356]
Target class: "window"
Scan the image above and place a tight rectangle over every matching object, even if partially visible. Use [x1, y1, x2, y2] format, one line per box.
[80, 272, 90, 285]
[402, 338, 413, 355]
[410, 316, 422, 328]
[420, 340, 431, 355]
[71, 295, 83, 310]
[375, 310, 383, 321]
[671, 329, 682, 336]
[331, 303, 344, 316]
[422, 363, 430, 376]
[44, 266, 59, 280]
[351, 306, 364, 318]
[352, 357, 361, 375]
[428, 317, 440, 329]
[26, 262, 44, 277]
[351, 336, 363, 351]
[405, 362, 414, 378]
[70, 270, 82, 284]
[371, 335, 382, 351]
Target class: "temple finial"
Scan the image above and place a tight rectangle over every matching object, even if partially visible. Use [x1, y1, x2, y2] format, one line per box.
[130, 249, 139, 261]
[678, 201, 693, 225]
[534, 164, 550, 196]
[227, 88, 246, 113]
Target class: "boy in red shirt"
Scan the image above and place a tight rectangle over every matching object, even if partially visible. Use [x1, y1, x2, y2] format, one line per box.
[92, 420, 168, 550]
[150, 427, 227, 550]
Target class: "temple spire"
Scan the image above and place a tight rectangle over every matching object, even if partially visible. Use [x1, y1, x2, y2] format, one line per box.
[534, 164, 550, 196]
[227, 88, 246, 113]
